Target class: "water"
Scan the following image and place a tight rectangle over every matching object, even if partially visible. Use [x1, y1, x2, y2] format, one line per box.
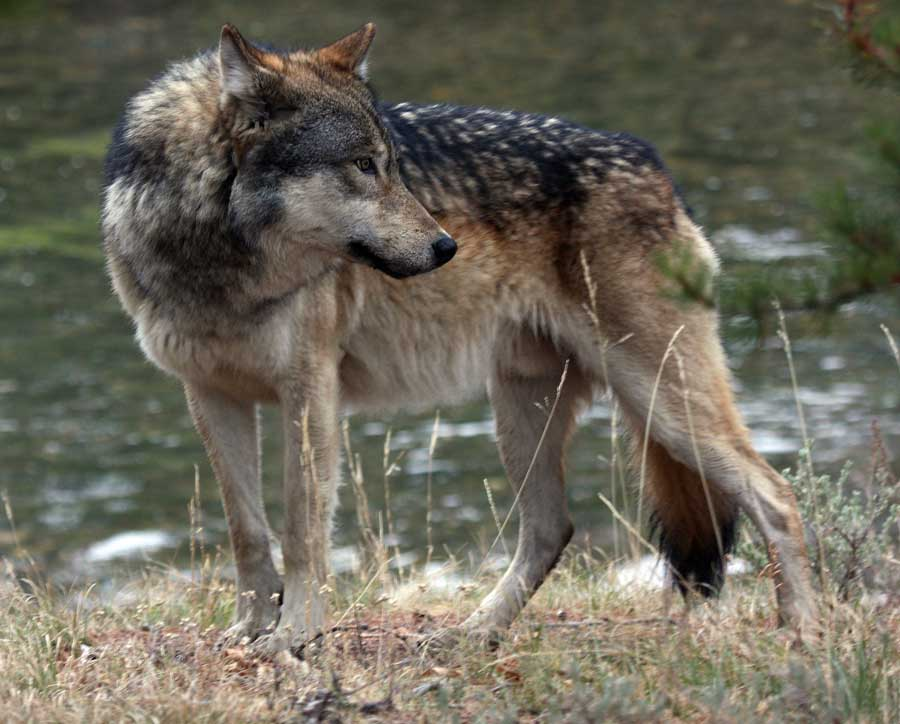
[1, 0, 897, 581]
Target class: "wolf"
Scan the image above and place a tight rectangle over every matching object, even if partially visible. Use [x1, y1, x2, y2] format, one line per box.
[102, 22, 818, 653]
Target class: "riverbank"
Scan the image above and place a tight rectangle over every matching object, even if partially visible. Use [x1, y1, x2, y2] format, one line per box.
[2, 544, 898, 722]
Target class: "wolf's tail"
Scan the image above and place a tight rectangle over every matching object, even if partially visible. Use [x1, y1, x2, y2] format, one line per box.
[626, 418, 738, 596]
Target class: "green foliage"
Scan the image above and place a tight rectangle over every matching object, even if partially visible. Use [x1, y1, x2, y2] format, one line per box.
[738, 445, 899, 600]
[817, 117, 900, 304]
[765, 636, 900, 722]
[547, 663, 667, 723]
[793, 2, 900, 311]
[659, 1, 900, 327]
[802, 460, 898, 598]
[835, 0, 900, 88]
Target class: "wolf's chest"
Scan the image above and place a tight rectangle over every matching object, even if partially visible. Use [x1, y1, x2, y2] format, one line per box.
[134, 310, 292, 402]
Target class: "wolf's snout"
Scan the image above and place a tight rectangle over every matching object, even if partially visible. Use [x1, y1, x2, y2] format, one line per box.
[431, 234, 457, 267]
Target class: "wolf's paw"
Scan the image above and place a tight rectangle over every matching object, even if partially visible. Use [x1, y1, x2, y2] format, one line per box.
[776, 591, 822, 646]
[218, 574, 284, 645]
[250, 624, 323, 659]
[417, 625, 463, 655]
[249, 589, 327, 658]
[460, 622, 504, 650]
[782, 606, 823, 648]
[219, 601, 281, 648]
[418, 623, 502, 657]
[221, 613, 278, 647]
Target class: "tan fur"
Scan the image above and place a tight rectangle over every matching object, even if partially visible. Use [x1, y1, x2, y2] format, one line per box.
[105, 25, 819, 653]
[147, 200, 815, 649]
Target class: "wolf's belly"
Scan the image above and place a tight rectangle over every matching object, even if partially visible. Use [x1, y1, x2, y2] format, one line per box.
[338, 322, 495, 413]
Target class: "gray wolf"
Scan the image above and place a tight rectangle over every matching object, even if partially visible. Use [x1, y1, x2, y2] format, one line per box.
[102, 23, 818, 653]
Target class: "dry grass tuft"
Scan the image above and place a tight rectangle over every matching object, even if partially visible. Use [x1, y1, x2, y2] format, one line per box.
[2, 321, 897, 721]
[2, 545, 899, 722]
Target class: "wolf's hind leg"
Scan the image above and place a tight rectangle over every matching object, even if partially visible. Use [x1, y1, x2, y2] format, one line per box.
[461, 333, 590, 638]
[185, 384, 282, 640]
[603, 307, 818, 631]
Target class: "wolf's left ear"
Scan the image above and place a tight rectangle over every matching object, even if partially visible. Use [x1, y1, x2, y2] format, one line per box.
[316, 22, 376, 80]
[219, 24, 264, 104]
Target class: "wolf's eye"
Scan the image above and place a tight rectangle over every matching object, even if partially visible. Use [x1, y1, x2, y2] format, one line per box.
[355, 158, 376, 175]
[270, 107, 297, 121]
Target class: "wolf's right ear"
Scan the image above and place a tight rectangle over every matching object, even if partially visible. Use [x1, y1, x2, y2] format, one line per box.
[219, 24, 262, 105]
[316, 23, 376, 80]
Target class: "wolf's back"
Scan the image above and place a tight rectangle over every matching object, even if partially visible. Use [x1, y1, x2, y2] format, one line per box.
[380, 101, 682, 231]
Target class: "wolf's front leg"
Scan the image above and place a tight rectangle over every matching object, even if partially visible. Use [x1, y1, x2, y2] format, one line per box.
[185, 384, 282, 641]
[259, 374, 341, 655]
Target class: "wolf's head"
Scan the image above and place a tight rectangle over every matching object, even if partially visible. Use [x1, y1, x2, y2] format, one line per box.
[218, 23, 455, 279]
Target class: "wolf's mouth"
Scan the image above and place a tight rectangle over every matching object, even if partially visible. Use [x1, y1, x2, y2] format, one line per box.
[347, 240, 417, 279]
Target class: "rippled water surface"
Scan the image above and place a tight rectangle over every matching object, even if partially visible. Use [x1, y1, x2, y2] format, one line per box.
[0, 0, 897, 580]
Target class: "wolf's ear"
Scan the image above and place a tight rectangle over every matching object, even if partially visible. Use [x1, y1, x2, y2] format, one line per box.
[219, 24, 263, 104]
[316, 23, 376, 80]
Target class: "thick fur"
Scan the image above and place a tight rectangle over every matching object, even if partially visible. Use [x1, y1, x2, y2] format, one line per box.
[102, 24, 818, 651]
[640, 434, 739, 596]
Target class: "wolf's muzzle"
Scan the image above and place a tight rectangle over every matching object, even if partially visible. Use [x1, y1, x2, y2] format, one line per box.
[431, 234, 457, 267]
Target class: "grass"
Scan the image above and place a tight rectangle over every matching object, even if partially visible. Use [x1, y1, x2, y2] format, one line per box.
[1, 325, 897, 722]
[1, 544, 899, 722]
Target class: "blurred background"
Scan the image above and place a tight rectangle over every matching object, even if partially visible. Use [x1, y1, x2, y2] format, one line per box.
[0, 0, 897, 584]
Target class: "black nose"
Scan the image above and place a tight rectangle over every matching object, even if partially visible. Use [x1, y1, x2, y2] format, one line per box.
[431, 234, 457, 266]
